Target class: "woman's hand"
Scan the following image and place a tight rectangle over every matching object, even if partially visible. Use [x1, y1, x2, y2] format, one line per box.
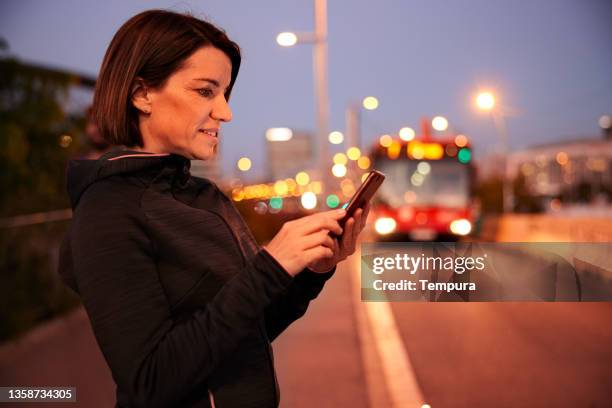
[264, 209, 346, 277]
[307, 203, 370, 273]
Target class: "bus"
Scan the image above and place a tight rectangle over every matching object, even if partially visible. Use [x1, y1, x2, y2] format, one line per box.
[370, 121, 477, 241]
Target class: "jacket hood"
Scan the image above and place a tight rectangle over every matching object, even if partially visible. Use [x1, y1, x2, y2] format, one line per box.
[66, 148, 191, 209]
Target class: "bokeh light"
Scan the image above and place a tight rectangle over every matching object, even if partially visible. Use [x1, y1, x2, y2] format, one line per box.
[347, 147, 361, 160]
[362, 96, 379, 110]
[237, 157, 252, 171]
[399, 127, 415, 141]
[301, 192, 317, 209]
[332, 163, 347, 177]
[329, 131, 344, 144]
[432, 116, 448, 131]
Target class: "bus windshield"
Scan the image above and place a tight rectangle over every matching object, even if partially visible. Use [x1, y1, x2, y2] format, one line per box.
[375, 158, 469, 208]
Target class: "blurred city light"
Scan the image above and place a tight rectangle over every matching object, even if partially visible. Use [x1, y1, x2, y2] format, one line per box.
[276, 32, 298, 47]
[265, 127, 293, 141]
[379, 134, 392, 147]
[375, 217, 396, 235]
[458, 148, 472, 163]
[347, 147, 361, 160]
[549, 198, 562, 212]
[301, 192, 317, 209]
[274, 180, 289, 195]
[410, 144, 425, 159]
[59, 134, 72, 148]
[424, 143, 444, 159]
[254, 201, 268, 214]
[388, 140, 401, 159]
[269, 196, 283, 210]
[399, 127, 415, 141]
[357, 156, 371, 169]
[285, 177, 297, 188]
[237, 157, 252, 171]
[404, 191, 416, 204]
[340, 179, 355, 196]
[521, 163, 535, 176]
[411, 173, 424, 186]
[333, 153, 348, 165]
[431, 116, 448, 131]
[362, 96, 379, 110]
[326, 194, 340, 208]
[445, 144, 458, 157]
[295, 171, 310, 185]
[450, 219, 472, 235]
[417, 161, 431, 175]
[232, 188, 245, 202]
[454, 134, 468, 147]
[332, 163, 347, 177]
[476, 91, 495, 111]
[599, 114, 611, 129]
[328, 131, 344, 144]
[556, 152, 569, 166]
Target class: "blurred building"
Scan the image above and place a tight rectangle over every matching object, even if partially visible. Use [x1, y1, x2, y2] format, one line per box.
[507, 137, 612, 205]
[476, 151, 506, 181]
[266, 130, 314, 180]
[190, 155, 221, 183]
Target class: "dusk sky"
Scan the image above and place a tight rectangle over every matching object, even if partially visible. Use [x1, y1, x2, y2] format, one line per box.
[1, 0, 611, 180]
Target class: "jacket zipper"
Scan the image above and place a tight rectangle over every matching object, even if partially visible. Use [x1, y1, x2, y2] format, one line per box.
[208, 389, 216, 408]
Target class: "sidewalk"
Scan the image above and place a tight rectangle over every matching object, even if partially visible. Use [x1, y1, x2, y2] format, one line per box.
[273, 259, 370, 408]
[0, 308, 115, 407]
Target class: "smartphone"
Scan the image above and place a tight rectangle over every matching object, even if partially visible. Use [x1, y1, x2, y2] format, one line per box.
[335, 169, 386, 234]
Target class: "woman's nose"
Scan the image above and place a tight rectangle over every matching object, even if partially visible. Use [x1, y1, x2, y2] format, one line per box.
[211, 96, 232, 122]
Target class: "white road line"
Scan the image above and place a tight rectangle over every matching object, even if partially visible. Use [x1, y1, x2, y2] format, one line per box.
[350, 239, 426, 407]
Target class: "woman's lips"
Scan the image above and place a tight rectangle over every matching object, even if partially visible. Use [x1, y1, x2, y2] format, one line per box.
[199, 129, 218, 137]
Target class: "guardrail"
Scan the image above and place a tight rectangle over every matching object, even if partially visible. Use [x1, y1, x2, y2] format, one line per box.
[0, 209, 72, 229]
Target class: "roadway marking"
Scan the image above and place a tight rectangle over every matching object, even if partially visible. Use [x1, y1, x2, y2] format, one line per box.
[350, 239, 426, 407]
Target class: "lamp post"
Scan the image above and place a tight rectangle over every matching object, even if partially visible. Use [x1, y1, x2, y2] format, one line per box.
[476, 91, 512, 212]
[345, 96, 379, 152]
[277, 0, 329, 192]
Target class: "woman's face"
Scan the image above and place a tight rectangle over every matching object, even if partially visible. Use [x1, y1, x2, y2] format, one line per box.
[138, 46, 233, 160]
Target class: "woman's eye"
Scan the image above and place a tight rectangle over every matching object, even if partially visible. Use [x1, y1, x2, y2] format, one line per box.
[197, 88, 214, 98]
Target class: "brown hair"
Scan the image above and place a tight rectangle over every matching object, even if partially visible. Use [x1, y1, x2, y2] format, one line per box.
[92, 10, 241, 147]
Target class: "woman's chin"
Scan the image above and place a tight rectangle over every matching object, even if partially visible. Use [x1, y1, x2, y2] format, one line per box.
[190, 145, 215, 161]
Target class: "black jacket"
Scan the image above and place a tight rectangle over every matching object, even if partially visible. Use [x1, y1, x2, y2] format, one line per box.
[58, 149, 335, 408]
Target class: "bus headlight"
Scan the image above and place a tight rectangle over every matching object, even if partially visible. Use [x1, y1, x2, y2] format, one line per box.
[375, 217, 397, 235]
[450, 219, 472, 236]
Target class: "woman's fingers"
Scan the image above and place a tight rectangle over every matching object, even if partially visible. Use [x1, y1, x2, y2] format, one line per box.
[340, 216, 356, 251]
[301, 229, 335, 251]
[303, 245, 334, 263]
[339, 207, 367, 256]
[359, 204, 370, 232]
[295, 210, 345, 236]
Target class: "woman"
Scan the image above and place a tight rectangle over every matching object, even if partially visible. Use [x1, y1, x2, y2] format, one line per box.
[58, 9, 368, 408]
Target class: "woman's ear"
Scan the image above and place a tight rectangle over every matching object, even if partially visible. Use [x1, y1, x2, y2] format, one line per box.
[131, 78, 152, 115]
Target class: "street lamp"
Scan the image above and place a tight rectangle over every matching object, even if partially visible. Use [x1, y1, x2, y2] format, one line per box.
[475, 90, 512, 212]
[276, 0, 329, 193]
[362, 96, 379, 110]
